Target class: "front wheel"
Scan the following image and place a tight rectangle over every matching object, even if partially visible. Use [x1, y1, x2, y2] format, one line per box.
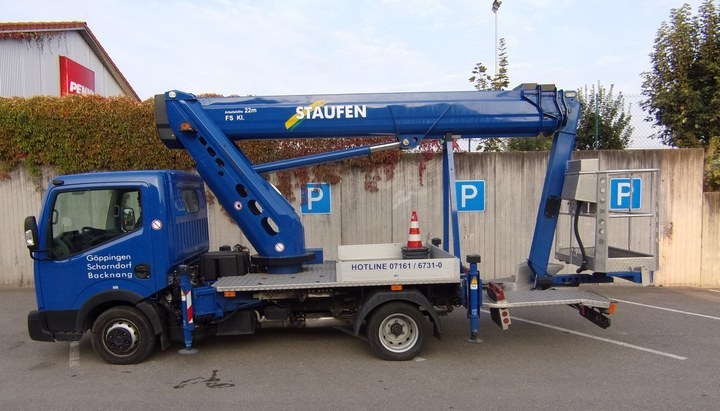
[91, 306, 156, 365]
[367, 302, 428, 361]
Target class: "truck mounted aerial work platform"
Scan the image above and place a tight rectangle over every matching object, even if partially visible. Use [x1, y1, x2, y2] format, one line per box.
[25, 84, 655, 364]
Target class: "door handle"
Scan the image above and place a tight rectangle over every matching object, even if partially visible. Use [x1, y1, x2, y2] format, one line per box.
[134, 264, 151, 279]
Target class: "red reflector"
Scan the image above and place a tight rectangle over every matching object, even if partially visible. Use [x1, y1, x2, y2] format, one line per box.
[487, 282, 505, 301]
[503, 318, 510, 324]
[180, 122, 193, 132]
[502, 311, 509, 317]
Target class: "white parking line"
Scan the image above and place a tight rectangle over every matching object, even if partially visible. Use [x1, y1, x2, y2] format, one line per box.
[481, 309, 687, 361]
[611, 298, 720, 321]
[69, 341, 80, 369]
[708, 290, 720, 293]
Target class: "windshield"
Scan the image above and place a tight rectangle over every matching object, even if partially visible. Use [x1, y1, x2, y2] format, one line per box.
[48, 188, 141, 259]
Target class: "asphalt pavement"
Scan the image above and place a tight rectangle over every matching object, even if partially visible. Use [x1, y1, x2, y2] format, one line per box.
[1, 285, 719, 410]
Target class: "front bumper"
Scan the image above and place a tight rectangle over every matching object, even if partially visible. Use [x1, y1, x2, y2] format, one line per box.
[27, 310, 55, 342]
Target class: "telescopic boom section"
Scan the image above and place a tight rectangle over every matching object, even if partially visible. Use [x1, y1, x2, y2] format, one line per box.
[158, 85, 568, 145]
[154, 85, 577, 275]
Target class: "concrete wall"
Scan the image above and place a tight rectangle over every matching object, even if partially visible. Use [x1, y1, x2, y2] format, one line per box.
[702, 192, 720, 287]
[0, 168, 51, 286]
[2, 148, 714, 287]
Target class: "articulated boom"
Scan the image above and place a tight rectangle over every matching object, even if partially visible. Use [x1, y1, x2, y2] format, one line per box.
[155, 84, 581, 278]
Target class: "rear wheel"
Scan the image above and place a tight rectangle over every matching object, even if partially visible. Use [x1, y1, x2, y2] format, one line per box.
[91, 306, 156, 365]
[367, 302, 428, 361]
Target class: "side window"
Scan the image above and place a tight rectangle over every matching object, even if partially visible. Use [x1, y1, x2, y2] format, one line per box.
[181, 189, 199, 214]
[48, 188, 141, 259]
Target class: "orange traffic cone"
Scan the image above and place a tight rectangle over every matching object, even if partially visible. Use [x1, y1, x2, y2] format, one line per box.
[402, 211, 429, 259]
[406, 211, 423, 248]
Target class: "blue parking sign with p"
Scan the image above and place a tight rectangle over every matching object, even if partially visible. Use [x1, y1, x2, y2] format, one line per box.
[610, 178, 641, 210]
[456, 180, 485, 212]
[301, 183, 331, 214]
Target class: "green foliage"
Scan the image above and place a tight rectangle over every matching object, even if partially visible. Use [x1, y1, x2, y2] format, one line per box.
[0, 95, 193, 179]
[642, 1, 720, 147]
[506, 136, 553, 152]
[475, 138, 506, 153]
[468, 38, 510, 152]
[468, 38, 555, 152]
[575, 84, 633, 150]
[642, 0, 720, 189]
[468, 42, 633, 153]
[0, 95, 400, 196]
[469, 38, 510, 92]
[705, 136, 720, 190]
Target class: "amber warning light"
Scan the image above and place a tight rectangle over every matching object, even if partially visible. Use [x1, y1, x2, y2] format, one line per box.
[608, 302, 617, 315]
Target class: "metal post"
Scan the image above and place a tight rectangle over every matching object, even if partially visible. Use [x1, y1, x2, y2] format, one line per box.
[594, 81, 600, 149]
[492, 0, 502, 79]
[494, 7, 498, 77]
[442, 135, 461, 259]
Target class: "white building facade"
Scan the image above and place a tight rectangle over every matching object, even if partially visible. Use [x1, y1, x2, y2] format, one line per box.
[0, 22, 138, 100]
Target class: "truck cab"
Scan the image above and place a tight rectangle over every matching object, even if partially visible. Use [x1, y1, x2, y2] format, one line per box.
[26, 170, 208, 347]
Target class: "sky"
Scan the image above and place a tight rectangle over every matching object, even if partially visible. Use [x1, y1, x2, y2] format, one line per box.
[1, 0, 711, 100]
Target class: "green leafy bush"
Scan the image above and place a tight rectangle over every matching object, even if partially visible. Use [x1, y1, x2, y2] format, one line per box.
[0, 95, 400, 197]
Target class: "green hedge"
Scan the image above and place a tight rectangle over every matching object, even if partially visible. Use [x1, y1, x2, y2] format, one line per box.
[0, 95, 193, 177]
[0, 95, 402, 198]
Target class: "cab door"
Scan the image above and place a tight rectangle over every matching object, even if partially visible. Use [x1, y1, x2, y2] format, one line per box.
[36, 184, 156, 312]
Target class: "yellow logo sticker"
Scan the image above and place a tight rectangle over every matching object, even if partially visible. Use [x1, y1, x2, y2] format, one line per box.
[285, 100, 325, 130]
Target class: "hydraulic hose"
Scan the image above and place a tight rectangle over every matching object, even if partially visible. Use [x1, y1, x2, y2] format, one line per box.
[574, 201, 589, 273]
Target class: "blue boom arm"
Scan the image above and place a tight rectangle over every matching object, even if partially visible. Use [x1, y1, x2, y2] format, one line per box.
[155, 84, 580, 277]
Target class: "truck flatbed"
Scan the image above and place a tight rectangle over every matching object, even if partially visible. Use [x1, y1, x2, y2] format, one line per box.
[214, 268, 613, 310]
[212, 262, 461, 292]
[212, 253, 613, 312]
[214, 243, 462, 292]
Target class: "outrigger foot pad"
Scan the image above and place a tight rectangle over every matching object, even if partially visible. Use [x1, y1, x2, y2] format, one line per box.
[179, 348, 199, 355]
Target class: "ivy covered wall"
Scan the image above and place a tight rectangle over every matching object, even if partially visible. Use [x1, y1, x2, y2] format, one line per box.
[0, 95, 404, 198]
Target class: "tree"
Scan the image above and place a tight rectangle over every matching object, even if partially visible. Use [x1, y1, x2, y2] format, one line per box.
[506, 134, 553, 152]
[642, 0, 720, 190]
[469, 38, 510, 92]
[706, 137, 720, 189]
[468, 39, 554, 152]
[469, 38, 510, 152]
[575, 84, 633, 150]
[642, 1, 720, 149]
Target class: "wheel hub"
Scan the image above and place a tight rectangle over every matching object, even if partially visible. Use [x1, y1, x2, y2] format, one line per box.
[104, 321, 137, 354]
[389, 321, 405, 338]
[379, 313, 418, 353]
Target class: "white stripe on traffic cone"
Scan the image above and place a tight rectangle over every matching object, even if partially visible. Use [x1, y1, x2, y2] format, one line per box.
[406, 211, 423, 248]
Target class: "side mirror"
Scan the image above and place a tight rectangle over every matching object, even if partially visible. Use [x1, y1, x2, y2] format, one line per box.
[24, 216, 39, 252]
[121, 208, 136, 232]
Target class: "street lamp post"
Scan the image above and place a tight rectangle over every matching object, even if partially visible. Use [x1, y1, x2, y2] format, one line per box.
[492, 0, 502, 78]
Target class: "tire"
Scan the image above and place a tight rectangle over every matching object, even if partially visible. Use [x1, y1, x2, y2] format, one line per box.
[367, 302, 428, 361]
[91, 306, 156, 365]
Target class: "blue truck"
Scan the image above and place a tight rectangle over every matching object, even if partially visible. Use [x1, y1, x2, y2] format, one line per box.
[25, 85, 653, 364]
